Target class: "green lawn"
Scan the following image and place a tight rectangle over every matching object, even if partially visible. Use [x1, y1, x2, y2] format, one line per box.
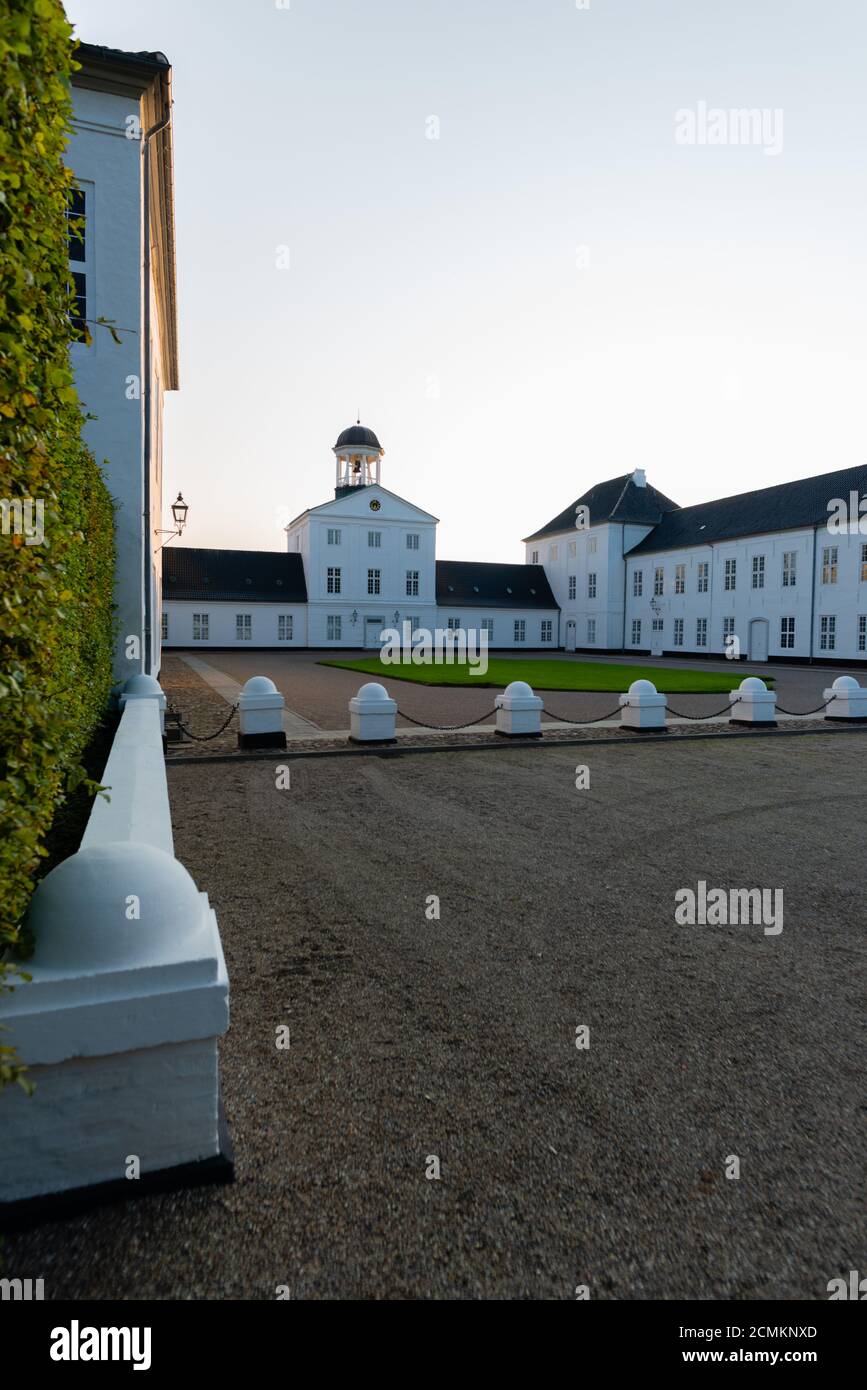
[319, 656, 772, 693]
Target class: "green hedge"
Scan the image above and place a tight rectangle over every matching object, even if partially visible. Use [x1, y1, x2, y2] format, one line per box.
[0, 0, 116, 1090]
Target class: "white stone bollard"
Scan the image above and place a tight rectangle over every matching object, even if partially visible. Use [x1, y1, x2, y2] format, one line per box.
[238, 675, 286, 749]
[349, 681, 397, 742]
[729, 676, 777, 726]
[120, 672, 167, 734]
[0, 695, 231, 1218]
[618, 679, 667, 732]
[822, 674, 867, 722]
[495, 680, 543, 737]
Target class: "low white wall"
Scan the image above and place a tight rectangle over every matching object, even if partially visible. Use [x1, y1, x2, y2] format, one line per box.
[83, 699, 173, 855]
[0, 683, 230, 1209]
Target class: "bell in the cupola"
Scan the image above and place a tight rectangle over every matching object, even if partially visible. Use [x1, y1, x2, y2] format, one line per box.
[333, 420, 384, 497]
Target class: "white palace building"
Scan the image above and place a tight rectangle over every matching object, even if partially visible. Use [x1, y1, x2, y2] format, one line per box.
[162, 423, 867, 665]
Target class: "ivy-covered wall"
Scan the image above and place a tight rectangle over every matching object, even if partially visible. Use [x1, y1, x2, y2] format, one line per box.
[0, 0, 116, 1088]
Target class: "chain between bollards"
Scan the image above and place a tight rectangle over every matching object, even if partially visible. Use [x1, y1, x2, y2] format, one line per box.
[541, 705, 623, 725]
[396, 708, 498, 731]
[167, 703, 239, 742]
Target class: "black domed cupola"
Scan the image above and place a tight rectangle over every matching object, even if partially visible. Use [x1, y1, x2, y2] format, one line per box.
[335, 423, 382, 451]
[333, 419, 384, 495]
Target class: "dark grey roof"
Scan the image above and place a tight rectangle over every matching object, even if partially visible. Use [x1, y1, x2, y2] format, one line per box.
[436, 560, 558, 609]
[524, 473, 680, 542]
[629, 463, 867, 555]
[162, 548, 307, 602]
[75, 42, 170, 70]
[335, 424, 381, 450]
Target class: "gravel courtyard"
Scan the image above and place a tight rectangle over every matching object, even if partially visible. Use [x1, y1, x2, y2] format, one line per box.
[5, 734, 864, 1300]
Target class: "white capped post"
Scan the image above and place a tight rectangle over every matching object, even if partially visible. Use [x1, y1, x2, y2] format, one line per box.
[238, 675, 286, 749]
[619, 679, 667, 732]
[495, 680, 543, 737]
[729, 676, 776, 727]
[349, 681, 397, 742]
[822, 674, 867, 722]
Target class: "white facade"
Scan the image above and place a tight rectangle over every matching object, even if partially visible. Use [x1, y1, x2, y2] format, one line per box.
[164, 601, 308, 649]
[528, 521, 653, 652]
[623, 528, 867, 662]
[163, 429, 559, 650]
[69, 47, 178, 680]
[165, 438, 866, 662]
[287, 483, 439, 647]
[526, 468, 867, 663]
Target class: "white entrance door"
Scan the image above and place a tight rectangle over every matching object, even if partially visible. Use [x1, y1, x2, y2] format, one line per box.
[565, 621, 577, 652]
[749, 618, 769, 663]
[364, 617, 385, 649]
[650, 620, 663, 657]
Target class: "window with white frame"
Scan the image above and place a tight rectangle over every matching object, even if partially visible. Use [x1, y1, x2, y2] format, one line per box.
[633, 569, 643, 597]
[531, 549, 539, 564]
[820, 614, 836, 650]
[722, 616, 735, 644]
[859, 614, 866, 652]
[568, 540, 577, 558]
[541, 619, 553, 642]
[654, 567, 664, 596]
[406, 570, 419, 596]
[673, 617, 684, 646]
[697, 561, 709, 593]
[406, 533, 420, 550]
[696, 617, 708, 647]
[861, 544, 867, 582]
[752, 554, 765, 589]
[631, 619, 641, 645]
[587, 618, 596, 643]
[822, 547, 838, 584]
[278, 614, 293, 641]
[326, 615, 342, 641]
[588, 572, 597, 599]
[367, 568, 381, 596]
[161, 611, 168, 640]
[514, 619, 526, 642]
[236, 614, 252, 641]
[780, 616, 795, 649]
[368, 530, 381, 548]
[327, 528, 341, 545]
[724, 559, 736, 591]
[192, 612, 209, 641]
[67, 185, 88, 340]
[568, 575, 576, 600]
[481, 618, 494, 640]
[675, 563, 685, 594]
[781, 551, 796, 586]
[549, 545, 559, 562]
[587, 535, 597, 554]
[447, 617, 461, 630]
[327, 566, 341, 594]
[652, 617, 663, 633]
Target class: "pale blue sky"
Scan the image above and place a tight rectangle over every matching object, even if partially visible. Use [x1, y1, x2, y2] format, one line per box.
[67, 0, 867, 560]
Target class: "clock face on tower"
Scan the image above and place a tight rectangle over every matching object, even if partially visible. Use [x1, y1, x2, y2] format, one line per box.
[369, 499, 381, 511]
